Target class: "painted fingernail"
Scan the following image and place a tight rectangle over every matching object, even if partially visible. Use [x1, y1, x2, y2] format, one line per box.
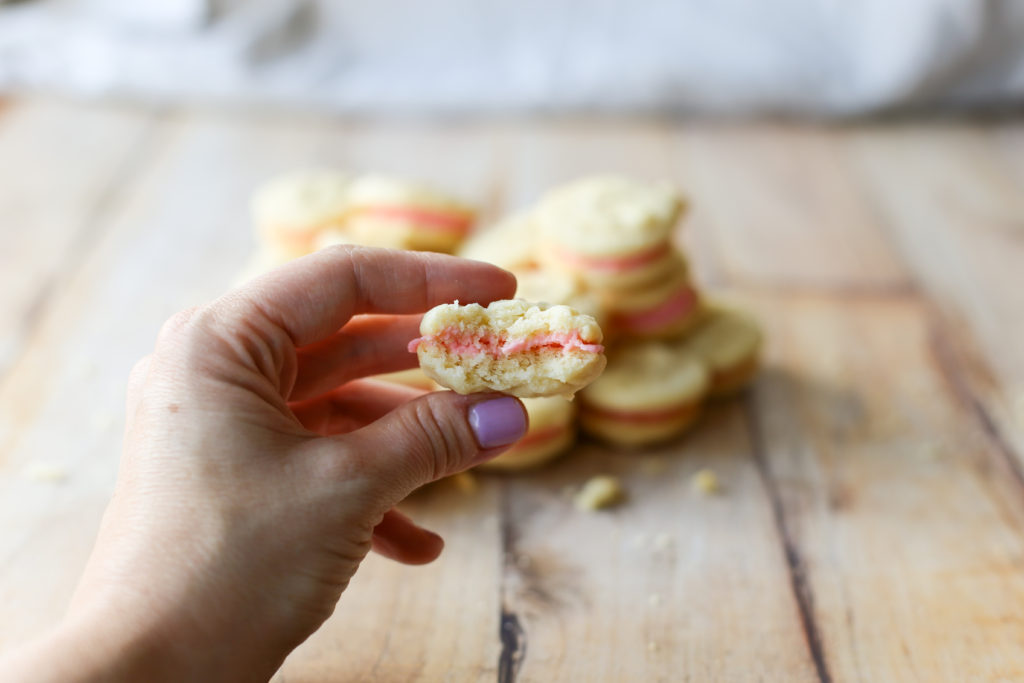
[468, 396, 527, 448]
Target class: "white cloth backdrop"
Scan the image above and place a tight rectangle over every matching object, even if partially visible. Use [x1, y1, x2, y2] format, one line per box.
[1, 0, 1022, 115]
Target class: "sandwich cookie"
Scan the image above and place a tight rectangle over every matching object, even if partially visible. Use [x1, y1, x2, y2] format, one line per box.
[478, 397, 577, 471]
[602, 251, 702, 339]
[682, 304, 762, 396]
[409, 299, 606, 398]
[459, 211, 541, 272]
[342, 174, 476, 253]
[535, 175, 686, 290]
[251, 169, 352, 260]
[579, 340, 709, 447]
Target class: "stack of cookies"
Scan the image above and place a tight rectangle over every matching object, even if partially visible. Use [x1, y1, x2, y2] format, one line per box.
[250, 169, 476, 267]
[460, 175, 762, 465]
[248, 170, 762, 471]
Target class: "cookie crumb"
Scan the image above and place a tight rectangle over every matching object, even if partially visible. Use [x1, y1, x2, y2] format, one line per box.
[691, 468, 721, 495]
[647, 641, 659, 653]
[23, 462, 69, 483]
[648, 593, 664, 607]
[573, 475, 625, 511]
[451, 471, 479, 494]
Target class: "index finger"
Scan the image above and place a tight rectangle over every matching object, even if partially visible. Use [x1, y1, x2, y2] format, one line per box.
[218, 246, 517, 347]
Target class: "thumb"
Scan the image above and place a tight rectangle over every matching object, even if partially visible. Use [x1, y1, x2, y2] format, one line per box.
[341, 391, 528, 501]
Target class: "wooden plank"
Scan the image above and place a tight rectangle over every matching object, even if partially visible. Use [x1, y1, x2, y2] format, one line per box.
[751, 292, 1024, 682]
[498, 126, 818, 679]
[844, 124, 1024, 465]
[676, 124, 909, 292]
[0, 99, 155, 375]
[500, 406, 819, 682]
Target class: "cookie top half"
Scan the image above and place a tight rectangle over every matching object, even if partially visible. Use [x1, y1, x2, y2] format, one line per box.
[581, 339, 708, 412]
[536, 175, 686, 257]
[251, 169, 352, 232]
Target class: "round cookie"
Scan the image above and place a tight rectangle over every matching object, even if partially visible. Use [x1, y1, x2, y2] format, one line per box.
[681, 304, 762, 396]
[410, 299, 606, 398]
[459, 211, 540, 271]
[602, 251, 703, 339]
[535, 175, 686, 290]
[513, 268, 606, 329]
[342, 174, 476, 253]
[251, 169, 352, 260]
[579, 340, 709, 447]
[478, 397, 577, 471]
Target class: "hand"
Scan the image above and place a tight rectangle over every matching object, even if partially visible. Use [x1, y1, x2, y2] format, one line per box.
[1, 246, 527, 683]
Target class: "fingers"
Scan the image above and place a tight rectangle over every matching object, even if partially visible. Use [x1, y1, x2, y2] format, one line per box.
[290, 379, 426, 436]
[329, 391, 528, 504]
[214, 246, 516, 348]
[125, 355, 152, 421]
[370, 508, 444, 565]
[289, 314, 422, 402]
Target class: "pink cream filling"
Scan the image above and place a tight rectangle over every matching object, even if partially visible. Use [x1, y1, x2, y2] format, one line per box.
[553, 241, 670, 272]
[352, 205, 473, 235]
[408, 330, 603, 356]
[613, 285, 698, 333]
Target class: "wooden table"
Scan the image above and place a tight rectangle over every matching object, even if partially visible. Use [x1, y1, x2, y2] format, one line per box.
[2, 98, 1024, 682]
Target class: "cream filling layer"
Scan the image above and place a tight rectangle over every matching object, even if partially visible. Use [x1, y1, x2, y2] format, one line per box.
[409, 329, 604, 356]
[350, 205, 473, 235]
[553, 241, 670, 272]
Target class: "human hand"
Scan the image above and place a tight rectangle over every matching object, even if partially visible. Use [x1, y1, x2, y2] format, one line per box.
[2, 246, 526, 683]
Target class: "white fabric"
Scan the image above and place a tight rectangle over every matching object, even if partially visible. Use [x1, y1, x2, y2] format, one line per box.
[0, 0, 1022, 115]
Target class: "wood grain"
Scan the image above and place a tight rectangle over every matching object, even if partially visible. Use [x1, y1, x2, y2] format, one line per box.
[2, 99, 1024, 681]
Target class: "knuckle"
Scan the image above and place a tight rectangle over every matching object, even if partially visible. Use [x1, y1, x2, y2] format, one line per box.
[403, 396, 473, 481]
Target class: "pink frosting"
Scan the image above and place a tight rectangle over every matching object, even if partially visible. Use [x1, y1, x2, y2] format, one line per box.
[353, 205, 473, 235]
[408, 329, 603, 356]
[553, 241, 669, 272]
[614, 285, 698, 333]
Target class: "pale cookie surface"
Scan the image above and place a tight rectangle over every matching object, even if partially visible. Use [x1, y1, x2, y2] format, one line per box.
[411, 299, 606, 398]
[536, 175, 685, 257]
[683, 304, 763, 372]
[581, 340, 708, 413]
[251, 170, 351, 237]
[460, 211, 540, 271]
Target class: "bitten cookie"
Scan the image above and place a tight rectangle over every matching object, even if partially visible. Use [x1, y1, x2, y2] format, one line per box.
[409, 299, 606, 398]
[682, 304, 762, 396]
[536, 175, 685, 289]
[342, 174, 476, 253]
[579, 340, 708, 447]
[251, 169, 352, 260]
[459, 211, 540, 271]
[478, 397, 577, 471]
[602, 251, 702, 339]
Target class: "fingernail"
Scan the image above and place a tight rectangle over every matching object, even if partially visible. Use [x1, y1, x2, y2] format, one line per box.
[468, 396, 527, 449]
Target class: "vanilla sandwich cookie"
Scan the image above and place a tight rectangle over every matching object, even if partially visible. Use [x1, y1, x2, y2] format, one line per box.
[342, 174, 476, 253]
[251, 169, 352, 260]
[536, 175, 686, 290]
[459, 211, 540, 271]
[409, 299, 606, 398]
[478, 397, 577, 471]
[580, 340, 709, 447]
[602, 252, 703, 339]
[682, 304, 762, 396]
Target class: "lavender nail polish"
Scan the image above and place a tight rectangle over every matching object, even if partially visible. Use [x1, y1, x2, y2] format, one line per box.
[468, 397, 527, 448]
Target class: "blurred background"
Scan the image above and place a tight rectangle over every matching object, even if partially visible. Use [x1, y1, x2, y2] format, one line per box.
[1, 0, 1023, 115]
